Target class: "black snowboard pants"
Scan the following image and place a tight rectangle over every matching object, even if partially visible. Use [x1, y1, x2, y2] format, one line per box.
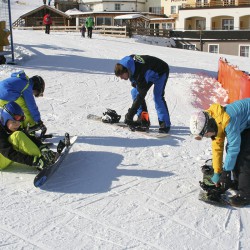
[233, 128, 250, 198]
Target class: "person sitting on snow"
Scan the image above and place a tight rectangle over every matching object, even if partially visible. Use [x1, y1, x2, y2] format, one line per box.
[0, 70, 46, 133]
[189, 98, 250, 207]
[114, 55, 171, 133]
[0, 102, 55, 171]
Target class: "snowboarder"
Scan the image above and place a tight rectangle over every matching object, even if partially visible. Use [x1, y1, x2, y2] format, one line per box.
[190, 98, 250, 207]
[43, 13, 52, 34]
[0, 70, 46, 132]
[0, 102, 55, 171]
[114, 55, 171, 133]
[85, 16, 94, 38]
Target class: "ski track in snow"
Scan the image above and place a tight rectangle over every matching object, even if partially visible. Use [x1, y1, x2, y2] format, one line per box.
[1, 18, 250, 249]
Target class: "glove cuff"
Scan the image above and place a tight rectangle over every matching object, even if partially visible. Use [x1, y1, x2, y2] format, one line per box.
[211, 173, 220, 184]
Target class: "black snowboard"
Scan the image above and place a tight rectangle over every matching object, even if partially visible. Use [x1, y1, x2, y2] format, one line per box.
[34, 134, 77, 187]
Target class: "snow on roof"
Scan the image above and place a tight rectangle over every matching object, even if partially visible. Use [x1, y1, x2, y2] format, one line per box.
[114, 14, 149, 20]
[65, 8, 84, 16]
[150, 18, 175, 21]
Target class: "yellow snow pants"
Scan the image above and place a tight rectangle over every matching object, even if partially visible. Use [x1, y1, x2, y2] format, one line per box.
[0, 131, 41, 170]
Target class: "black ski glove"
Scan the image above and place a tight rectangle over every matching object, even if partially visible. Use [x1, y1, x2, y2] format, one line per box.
[37, 120, 47, 132]
[124, 109, 135, 125]
[219, 171, 232, 190]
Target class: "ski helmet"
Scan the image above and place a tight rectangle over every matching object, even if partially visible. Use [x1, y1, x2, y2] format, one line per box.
[190, 111, 218, 139]
[0, 102, 25, 126]
[31, 75, 45, 96]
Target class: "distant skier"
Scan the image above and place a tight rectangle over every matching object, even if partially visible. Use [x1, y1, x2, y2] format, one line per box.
[0, 70, 46, 132]
[114, 55, 171, 133]
[43, 13, 52, 34]
[85, 16, 94, 38]
[190, 98, 250, 207]
[0, 102, 55, 171]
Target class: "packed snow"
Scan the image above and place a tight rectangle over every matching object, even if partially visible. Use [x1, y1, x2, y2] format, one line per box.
[0, 1, 250, 249]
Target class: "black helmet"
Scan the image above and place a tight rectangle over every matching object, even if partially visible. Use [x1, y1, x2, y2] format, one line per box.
[31, 75, 45, 96]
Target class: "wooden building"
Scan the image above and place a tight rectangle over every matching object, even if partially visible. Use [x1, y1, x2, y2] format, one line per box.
[13, 5, 71, 27]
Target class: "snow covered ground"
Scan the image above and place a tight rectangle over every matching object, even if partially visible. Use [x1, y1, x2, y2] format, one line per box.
[0, 1, 250, 249]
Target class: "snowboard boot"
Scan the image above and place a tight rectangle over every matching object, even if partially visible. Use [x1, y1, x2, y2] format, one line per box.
[159, 121, 170, 134]
[229, 194, 250, 207]
[133, 111, 150, 131]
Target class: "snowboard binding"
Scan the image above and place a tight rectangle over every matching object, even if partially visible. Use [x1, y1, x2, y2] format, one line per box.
[102, 108, 121, 124]
[57, 133, 70, 154]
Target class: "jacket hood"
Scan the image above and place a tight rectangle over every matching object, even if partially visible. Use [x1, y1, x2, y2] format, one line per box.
[119, 56, 135, 76]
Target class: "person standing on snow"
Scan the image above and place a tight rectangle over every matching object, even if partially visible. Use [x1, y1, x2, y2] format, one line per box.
[85, 16, 94, 38]
[189, 98, 250, 207]
[114, 55, 171, 133]
[0, 70, 46, 132]
[0, 102, 55, 171]
[43, 13, 52, 34]
[80, 24, 86, 38]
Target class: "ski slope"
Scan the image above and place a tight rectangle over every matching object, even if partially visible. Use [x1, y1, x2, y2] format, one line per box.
[0, 1, 250, 249]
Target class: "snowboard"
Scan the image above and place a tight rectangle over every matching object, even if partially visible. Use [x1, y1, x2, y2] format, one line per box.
[198, 160, 230, 207]
[87, 114, 170, 139]
[34, 133, 77, 188]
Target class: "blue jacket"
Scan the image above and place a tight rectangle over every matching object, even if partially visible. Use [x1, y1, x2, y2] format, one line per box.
[207, 98, 250, 173]
[224, 98, 250, 171]
[119, 55, 169, 115]
[0, 71, 41, 122]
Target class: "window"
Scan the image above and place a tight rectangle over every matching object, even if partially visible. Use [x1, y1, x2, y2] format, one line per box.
[171, 6, 176, 14]
[96, 17, 112, 26]
[196, 19, 205, 30]
[115, 4, 121, 11]
[239, 46, 250, 57]
[182, 44, 196, 50]
[162, 23, 173, 29]
[149, 7, 161, 14]
[222, 19, 234, 30]
[209, 44, 219, 53]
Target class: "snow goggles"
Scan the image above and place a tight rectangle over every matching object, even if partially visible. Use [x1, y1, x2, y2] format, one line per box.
[4, 107, 25, 122]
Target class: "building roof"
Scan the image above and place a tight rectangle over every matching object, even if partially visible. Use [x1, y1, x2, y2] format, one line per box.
[20, 5, 71, 18]
[114, 14, 150, 21]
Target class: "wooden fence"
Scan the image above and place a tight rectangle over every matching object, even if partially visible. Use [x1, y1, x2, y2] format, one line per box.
[12, 25, 171, 38]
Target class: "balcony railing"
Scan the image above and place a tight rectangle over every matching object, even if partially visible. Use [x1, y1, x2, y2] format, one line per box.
[181, 0, 250, 9]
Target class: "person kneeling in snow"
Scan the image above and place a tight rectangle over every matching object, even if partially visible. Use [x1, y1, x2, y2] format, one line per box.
[0, 102, 55, 171]
[0, 70, 46, 133]
[189, 98, 250, 207]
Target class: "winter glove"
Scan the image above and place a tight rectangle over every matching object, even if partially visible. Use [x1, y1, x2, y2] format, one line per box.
[40, 145, 56, 165]
[219, 171, 232, 190]
[33, 156, 46, 171]
[37, 120, 47, 132]
[28, 121, 47, 134]
[211, 173, 221, 184]
[124, 108, 135, 125]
